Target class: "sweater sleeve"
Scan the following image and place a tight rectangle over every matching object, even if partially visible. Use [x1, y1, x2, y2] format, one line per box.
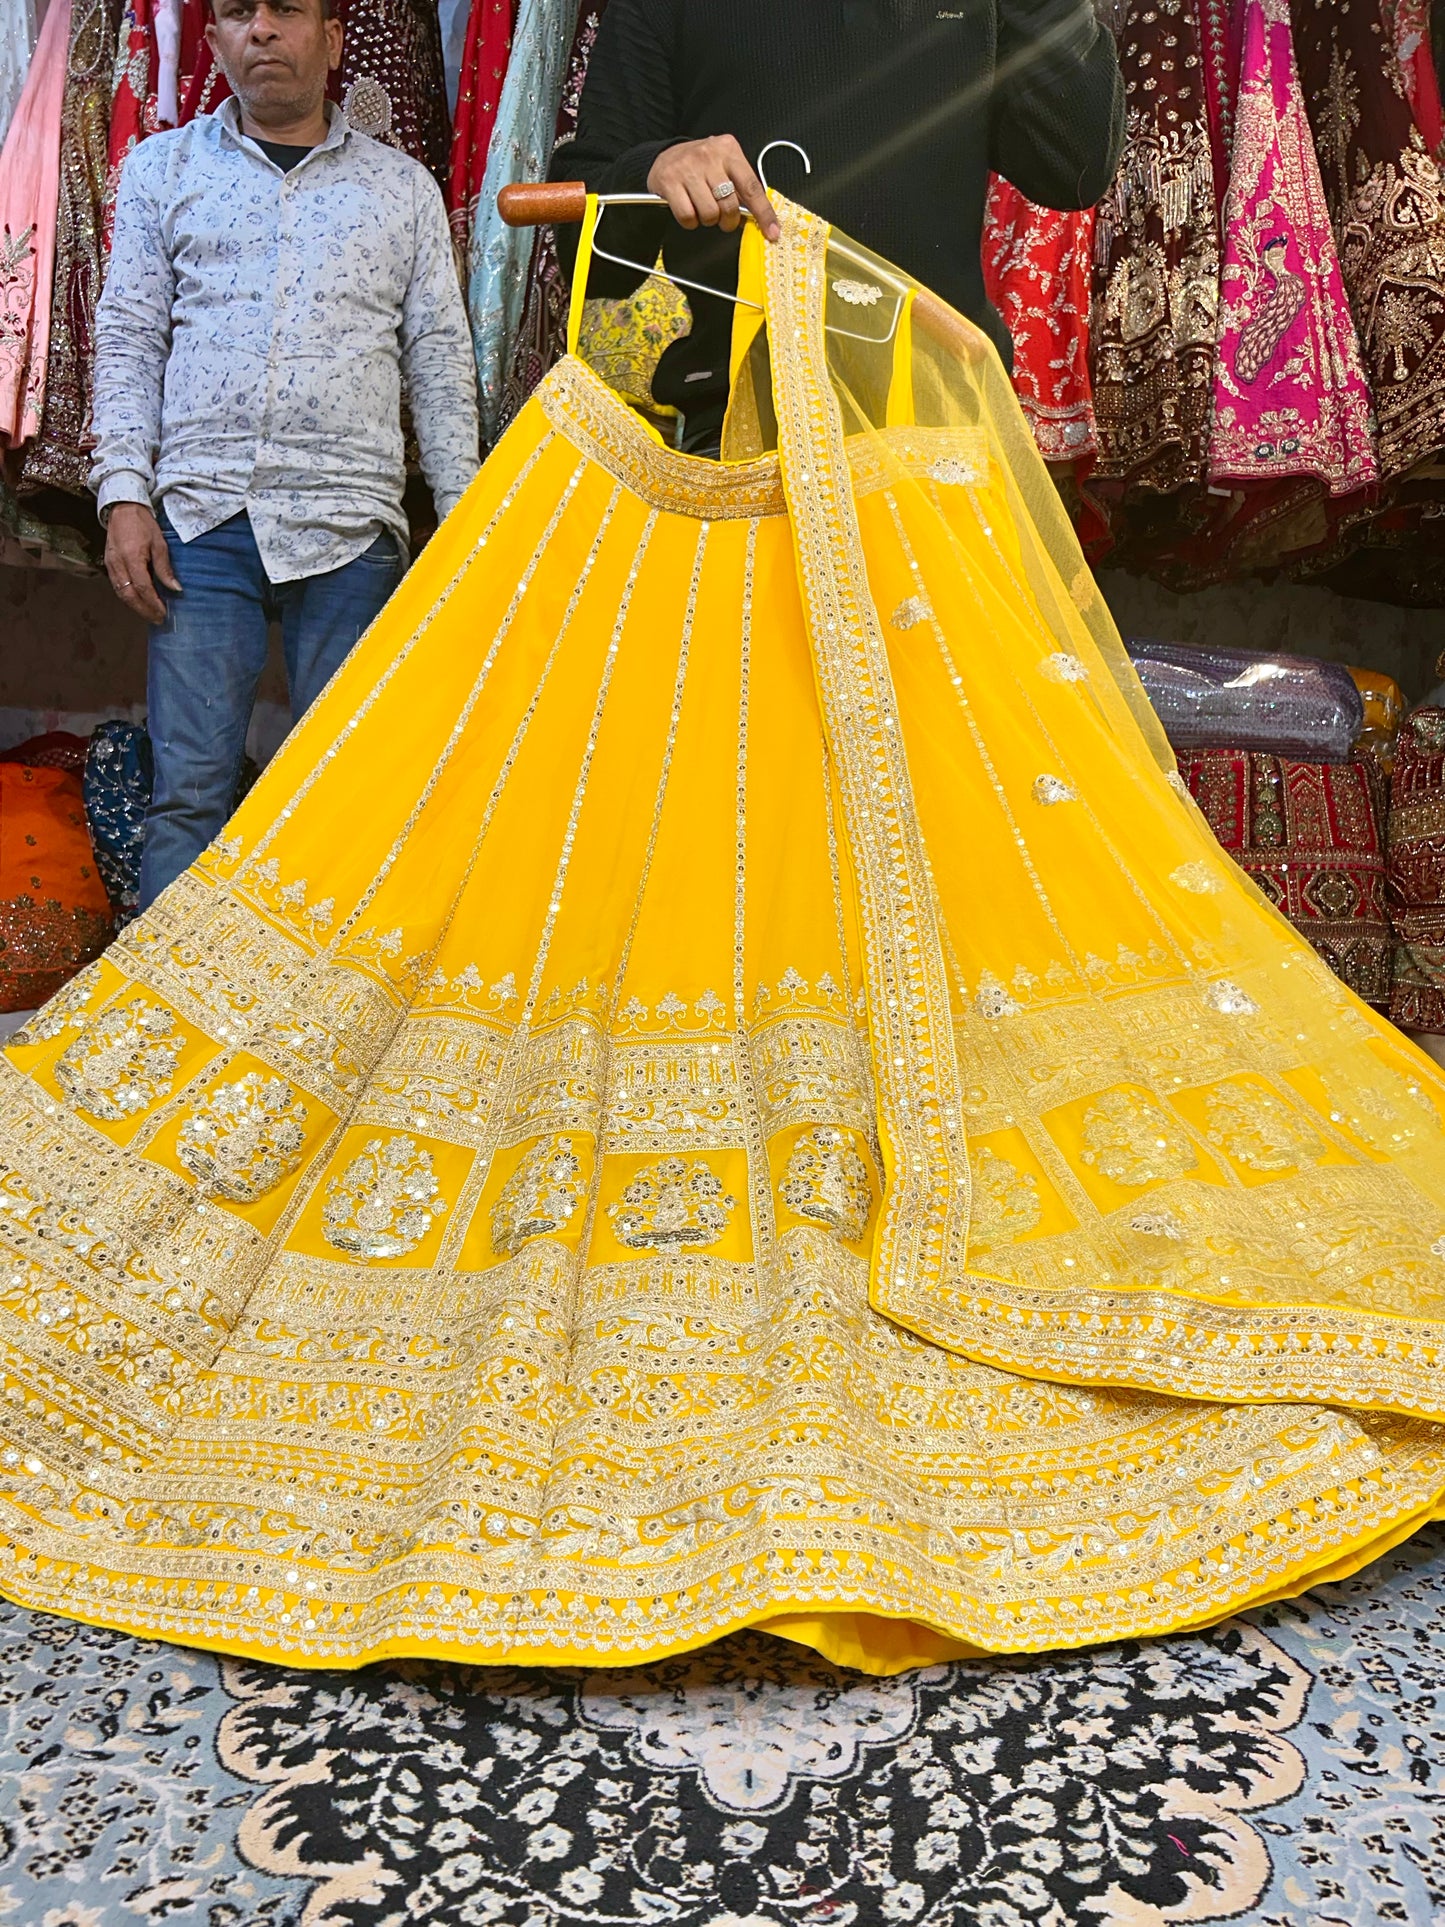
[550, 0, 679, 297]
[989, 0, 1124, 211]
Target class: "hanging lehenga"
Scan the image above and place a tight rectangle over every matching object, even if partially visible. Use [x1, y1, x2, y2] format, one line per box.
[4, 201, 1445, 1677]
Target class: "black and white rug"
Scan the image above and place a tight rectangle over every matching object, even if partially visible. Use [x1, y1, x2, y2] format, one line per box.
[4, 1526, 1443, 1926]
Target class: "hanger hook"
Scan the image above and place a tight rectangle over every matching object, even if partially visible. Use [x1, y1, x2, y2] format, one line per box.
[756, 140, 812, 197]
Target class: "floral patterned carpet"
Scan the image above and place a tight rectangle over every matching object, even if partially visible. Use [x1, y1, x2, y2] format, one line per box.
[3, 1527, 1442, 1927]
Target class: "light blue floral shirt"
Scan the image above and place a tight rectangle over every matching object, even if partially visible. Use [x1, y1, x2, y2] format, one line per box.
[91, 100, 480, 583]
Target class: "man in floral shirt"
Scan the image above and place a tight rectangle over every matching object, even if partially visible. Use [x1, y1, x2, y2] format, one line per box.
[93, 0, 478, 908]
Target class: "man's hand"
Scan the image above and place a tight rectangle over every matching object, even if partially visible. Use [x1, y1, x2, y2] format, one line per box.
[646, 136, 780, 241]
[105, 502, 181, 623]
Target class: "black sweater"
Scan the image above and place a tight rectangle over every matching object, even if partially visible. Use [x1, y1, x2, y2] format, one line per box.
[552, 0, 1123, 428]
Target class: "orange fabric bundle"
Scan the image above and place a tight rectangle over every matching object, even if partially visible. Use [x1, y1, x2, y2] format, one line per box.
[0, 764, 113, 1013]
[1348, 666, 1408, 771]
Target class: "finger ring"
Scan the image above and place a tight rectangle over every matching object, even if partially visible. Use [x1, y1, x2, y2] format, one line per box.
[119, 578, 132, 588]
[715, 179, 736, 198]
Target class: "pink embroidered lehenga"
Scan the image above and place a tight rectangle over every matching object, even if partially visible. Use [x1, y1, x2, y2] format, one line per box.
[0, 0, 71, 447]
[1209, 0, 1376, 495]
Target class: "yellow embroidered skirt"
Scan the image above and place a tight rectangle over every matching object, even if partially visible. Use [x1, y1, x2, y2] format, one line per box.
[2, 207, 1445, 1676]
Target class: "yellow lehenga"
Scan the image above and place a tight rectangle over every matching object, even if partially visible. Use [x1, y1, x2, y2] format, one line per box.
[4, 203, 1445, 1677]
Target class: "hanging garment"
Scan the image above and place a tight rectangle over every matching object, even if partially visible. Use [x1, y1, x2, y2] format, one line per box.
[1388, 0, 1444, 154]
[447, 0, 516, 269]
[82, 722, 154, 922]
[334, 0, 452, 193]
[0, 0, 35, 151]
[467, 0, 578, 446]
[1292, 0, 1445, 480]
[982, 174, 1097, 467]
[1090, 0, 1222, 495]
[1197, 0, 1238, 206]
[1208, 0, 1376, 495]
[0, 0, 73, 447]
[1388, 705, 1445, 1035]
[19, 0, 121, 494]
[0, 760, 112, 1013]
[105, 0, 164, 247]
[495, 0, 602, 438]
[1176, 747, 1393, 1008]
[176, 0, 229, 125]
[4, 202, 1445, 1674]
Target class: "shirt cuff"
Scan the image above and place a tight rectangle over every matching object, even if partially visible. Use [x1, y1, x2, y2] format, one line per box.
[94, 471, 155, 520]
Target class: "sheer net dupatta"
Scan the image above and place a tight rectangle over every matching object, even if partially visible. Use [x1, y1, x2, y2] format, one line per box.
[732, 207, 1445, 1421]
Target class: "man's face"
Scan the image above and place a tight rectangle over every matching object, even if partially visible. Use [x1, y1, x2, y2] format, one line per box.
[206, 0, 343, 124]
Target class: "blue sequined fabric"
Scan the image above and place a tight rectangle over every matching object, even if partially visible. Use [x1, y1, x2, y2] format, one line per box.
[81, 722, 154, 920]
[1126, 639, 1365, 761]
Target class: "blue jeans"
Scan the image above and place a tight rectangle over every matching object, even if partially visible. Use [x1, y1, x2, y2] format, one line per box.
[139, 510, 404, 909]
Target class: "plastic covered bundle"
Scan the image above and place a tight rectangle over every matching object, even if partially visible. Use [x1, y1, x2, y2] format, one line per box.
[1125, 639, 1364, 762]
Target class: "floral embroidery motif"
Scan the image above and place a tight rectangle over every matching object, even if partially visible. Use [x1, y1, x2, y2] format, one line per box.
[974, 970, 1023, 1019]
[831, 278, 883, 307]
[176, 1073, 309, 1203]
[1080, 1090, 1198, 1187]
[1040, 653, 1089, 683]
[1172, 861, 1223, 893]
[13, 962, 102, 1045]
[779, 1127, 872, 1241]
[491, 1135, 585, 1256]
[1204, 1085, 1322, 1173]
[321, 1135, 447, 1259]
[1130, 1209, 1187, 1238]
[53, 999, 185, 1122]
[1204, 979, 1260, 1015]
[608, 1157, 735, 1252]
[968, 1147, 1044, 1248]
[928, 454, 984, 486]
[1032, 775, 1077, 806]
[891, 595, 932, 631]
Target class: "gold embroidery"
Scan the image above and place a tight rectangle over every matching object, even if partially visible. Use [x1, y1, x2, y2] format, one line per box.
[764, 210, 972, 1334]
[53, 999, 186, 1121]
[779, 1127, 872, 1240]
[607, 1156, 737, 1251]
[176, 1073, 309, 1202]
[321, 1135, 448, 1259]
[1202, 1084, 1322, 1173]
[1080, 1089, 1198, 1187]
[1032, 775, 1078, 806]
[490, 1135, 585, 1256]
[968, 1146, 1044, 1248]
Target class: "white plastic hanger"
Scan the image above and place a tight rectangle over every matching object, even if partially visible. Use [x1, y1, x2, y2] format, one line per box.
[587, 141, 906, 346]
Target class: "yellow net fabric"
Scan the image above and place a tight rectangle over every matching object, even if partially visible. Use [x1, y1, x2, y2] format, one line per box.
[0, 201, 1443, 1676]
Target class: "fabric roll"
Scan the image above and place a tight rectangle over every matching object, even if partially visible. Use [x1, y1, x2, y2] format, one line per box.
[1292, 0, 1445, 480]
[467, 0, 578, 447]
[983, 175, 1097, 467]
[1208, 0, 1376, 496]
[20, 0, 121, 494]
[447, 0, 516, 270]
[0, 0, 73, 448]
[0, 0, 35, 149]
[1177, 747, 1393, 1009]
[1389, 706, 1445, 1034]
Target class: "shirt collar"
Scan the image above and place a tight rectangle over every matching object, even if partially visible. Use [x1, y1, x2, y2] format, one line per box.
[217, 95, 351, 165]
